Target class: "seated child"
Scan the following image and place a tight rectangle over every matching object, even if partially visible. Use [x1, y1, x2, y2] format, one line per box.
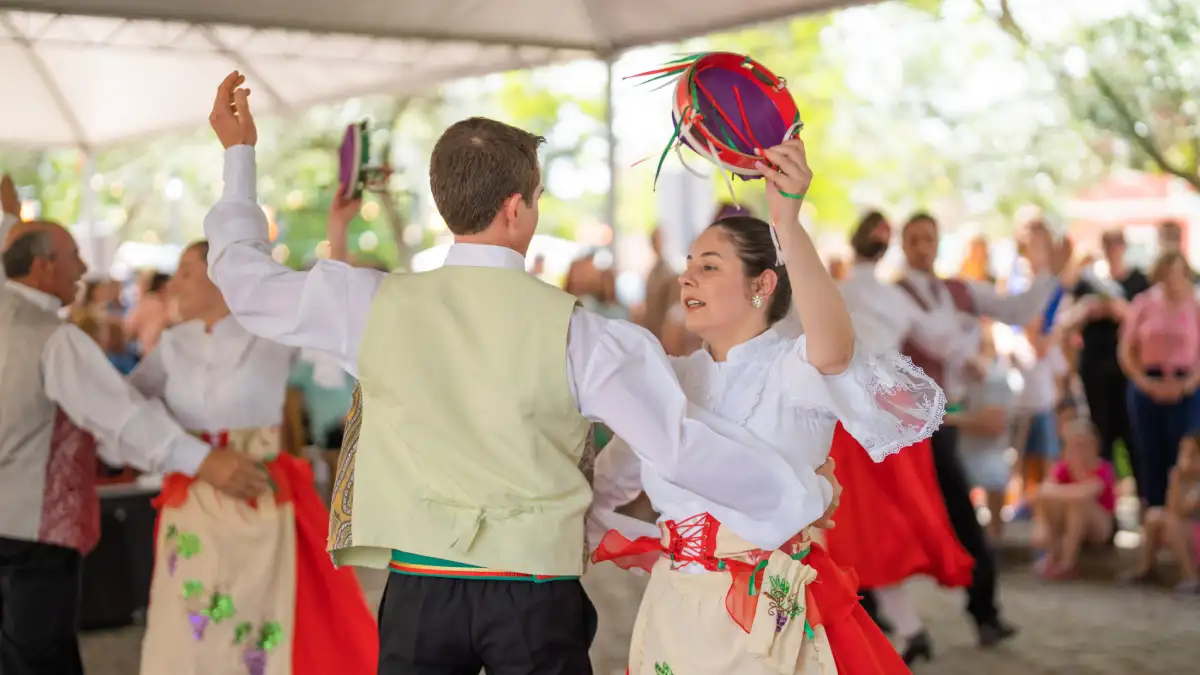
[1032, 419, 1116, 579]
[1121, 431, 1200, 595]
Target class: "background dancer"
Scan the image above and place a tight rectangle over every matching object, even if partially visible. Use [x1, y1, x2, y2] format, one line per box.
[590, 138, 945, 675]
[202, 72, 820, 675]
[133, 240, 377, 675]
[895, 213, 1072, 646]
[826, 211, 976, 665]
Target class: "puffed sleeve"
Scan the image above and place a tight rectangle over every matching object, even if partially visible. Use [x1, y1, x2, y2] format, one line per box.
[781, 335, 946, 462]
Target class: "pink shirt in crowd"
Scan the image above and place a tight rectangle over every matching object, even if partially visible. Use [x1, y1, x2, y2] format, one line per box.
[1051, 460, 1117, 513]
[1120, 286, 1200, 372]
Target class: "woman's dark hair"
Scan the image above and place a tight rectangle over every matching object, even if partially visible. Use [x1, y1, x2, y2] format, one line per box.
[709, 216, 792, 324]
[147, 272, 171, 294]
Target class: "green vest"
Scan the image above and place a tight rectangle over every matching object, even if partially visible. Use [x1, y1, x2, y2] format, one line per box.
[327, 266, 593, 576]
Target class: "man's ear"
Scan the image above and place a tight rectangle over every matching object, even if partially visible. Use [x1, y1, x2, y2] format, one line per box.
[501, 193, 522, 224]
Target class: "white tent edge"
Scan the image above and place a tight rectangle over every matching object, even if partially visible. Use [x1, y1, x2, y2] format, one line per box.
[0, 0, 879, 53]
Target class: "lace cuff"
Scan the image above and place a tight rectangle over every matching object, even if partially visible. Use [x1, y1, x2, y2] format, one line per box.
[783, 336, 946, 462]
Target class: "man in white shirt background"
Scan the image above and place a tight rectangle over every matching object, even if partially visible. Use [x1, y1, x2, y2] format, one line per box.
[0, 217, 268, 675]
[895, 213, 1070, 647]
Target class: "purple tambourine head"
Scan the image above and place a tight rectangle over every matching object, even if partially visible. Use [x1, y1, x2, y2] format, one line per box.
[338, 122, 367, 200]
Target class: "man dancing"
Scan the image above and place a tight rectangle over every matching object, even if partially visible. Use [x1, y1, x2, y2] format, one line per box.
[203, 72, 834, 675]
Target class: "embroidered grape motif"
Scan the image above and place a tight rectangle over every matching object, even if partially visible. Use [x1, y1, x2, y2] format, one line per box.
[165, 525, 201, 577]
[236, 620, 284, 675]
[181, 581, 235, 640]
[765, 575, 802, 633]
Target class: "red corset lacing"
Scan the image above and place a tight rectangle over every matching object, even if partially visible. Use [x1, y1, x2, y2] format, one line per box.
[592, 513, 819, 634]
[152, 430, 290, 511]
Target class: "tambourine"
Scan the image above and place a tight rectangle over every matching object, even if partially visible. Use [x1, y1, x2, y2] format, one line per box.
[338, 121, 390, 200]
[630, 52, 803, 195]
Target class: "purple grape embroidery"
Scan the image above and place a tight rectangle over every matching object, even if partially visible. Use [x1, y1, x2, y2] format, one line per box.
[181, 581, 235, 641]
[188, 612, 209, 640]
[765, 575, 802, 634]
[235, 620, 283, 675]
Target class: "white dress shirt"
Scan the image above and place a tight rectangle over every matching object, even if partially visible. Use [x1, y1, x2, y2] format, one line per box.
[590, 324, 946, 554]
[129, 316, 297, 432]
[840, 261, 978, 360]
[898, 267, 1058, 399]
[1, 280, 211, 475]
[203, 145, 823, 549]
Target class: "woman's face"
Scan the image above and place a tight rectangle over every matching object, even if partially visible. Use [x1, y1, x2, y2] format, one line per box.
[679, 226, 768, 338]
[1161, 258, 1192, 298]
[171, 246, 223, 320]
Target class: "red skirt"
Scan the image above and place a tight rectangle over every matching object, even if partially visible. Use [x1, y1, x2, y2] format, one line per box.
[153, 454, 378, 675]
[824, 422, 973, 589]
[806, 544, 911, 675]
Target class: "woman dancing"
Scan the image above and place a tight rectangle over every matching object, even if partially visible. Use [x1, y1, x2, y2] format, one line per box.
[826, 212, 976, 664]
[134, 240, 377, 675]
[590, 140, 944, 675]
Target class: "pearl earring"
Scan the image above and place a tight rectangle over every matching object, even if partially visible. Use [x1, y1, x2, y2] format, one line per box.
[751, 295, 763, 309]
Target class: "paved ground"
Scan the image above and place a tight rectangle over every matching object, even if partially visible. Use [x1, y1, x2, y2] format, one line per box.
[83, 547, 1198, 675]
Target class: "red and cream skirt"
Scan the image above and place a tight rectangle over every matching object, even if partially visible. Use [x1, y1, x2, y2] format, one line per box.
[593, 513, 909, 675]
[140, 427, 377, 675]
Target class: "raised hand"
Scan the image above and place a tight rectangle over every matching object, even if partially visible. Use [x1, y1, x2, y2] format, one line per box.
[328, 187, 362, 232]
[209, 71, 257, 149]
[755, 138, 814, 227]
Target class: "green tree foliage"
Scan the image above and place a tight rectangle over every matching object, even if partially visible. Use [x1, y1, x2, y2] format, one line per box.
[972, 0, 1200, 189]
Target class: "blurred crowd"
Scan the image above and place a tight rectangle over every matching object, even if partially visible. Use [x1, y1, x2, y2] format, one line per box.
[58, 195, 1200, 595]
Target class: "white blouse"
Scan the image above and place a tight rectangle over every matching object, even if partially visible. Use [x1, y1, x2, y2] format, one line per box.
[590, 325, 945, 550]
[128, 316, 296, 432]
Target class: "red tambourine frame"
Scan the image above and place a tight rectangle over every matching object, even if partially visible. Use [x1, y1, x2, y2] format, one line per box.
[673, 52, 801, 176]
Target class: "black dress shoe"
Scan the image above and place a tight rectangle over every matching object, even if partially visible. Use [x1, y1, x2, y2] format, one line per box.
[901, 631, 933, 666]
[975, 616, 1018, 648]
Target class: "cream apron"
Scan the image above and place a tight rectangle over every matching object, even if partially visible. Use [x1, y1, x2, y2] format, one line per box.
[627, 521, 838, 675]
[139, 427, 296, 675]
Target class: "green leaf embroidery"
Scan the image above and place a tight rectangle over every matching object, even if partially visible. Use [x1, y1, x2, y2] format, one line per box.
[655, 663, 674, 675]
[768, 575, 791, 599]
[234, 621, 254, 645]
[203, 592, 236, 623]
[182, 580, 205, 600]
[176, 532, 202, 559]
[258, 621, 284, 652]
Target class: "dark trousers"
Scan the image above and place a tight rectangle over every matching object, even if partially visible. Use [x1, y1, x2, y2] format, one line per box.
[377, 573, 596, 675]
[1127, 376, 1198, 507]
[0, 537, 84, 675]
[929, 425, 999, 624]
[1081, 362, 1141, 487]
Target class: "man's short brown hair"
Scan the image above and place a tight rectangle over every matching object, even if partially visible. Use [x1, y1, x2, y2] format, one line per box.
[429, 118, 545, 235]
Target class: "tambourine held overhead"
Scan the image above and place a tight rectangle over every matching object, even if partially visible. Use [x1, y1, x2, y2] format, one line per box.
[630, 51, 803, 201]
[338, 121, 391, 199]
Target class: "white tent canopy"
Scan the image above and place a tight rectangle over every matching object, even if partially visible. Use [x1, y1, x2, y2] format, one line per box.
[0, 0, 872, 147]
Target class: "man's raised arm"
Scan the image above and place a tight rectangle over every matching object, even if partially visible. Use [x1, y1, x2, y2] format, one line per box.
[204, 71, 383, 375]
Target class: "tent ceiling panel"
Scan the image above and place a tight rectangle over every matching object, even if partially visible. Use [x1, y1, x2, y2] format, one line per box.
[0, 1, 877, 146]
